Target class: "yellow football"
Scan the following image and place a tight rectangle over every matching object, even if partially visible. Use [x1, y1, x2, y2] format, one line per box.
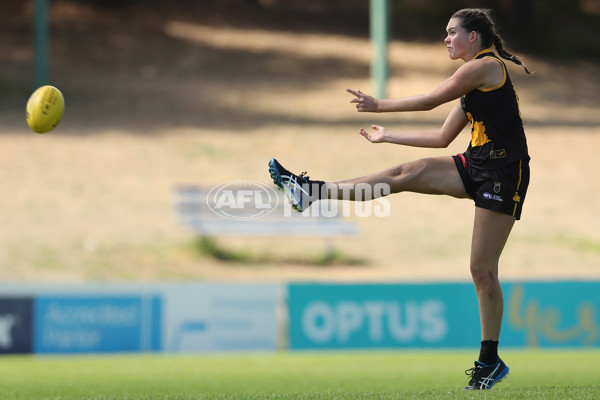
[26, 85, 65, 133]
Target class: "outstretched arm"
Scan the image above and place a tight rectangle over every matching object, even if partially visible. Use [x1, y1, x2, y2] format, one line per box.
[348, 59, 493, 112]
[359, 102, 469, 148]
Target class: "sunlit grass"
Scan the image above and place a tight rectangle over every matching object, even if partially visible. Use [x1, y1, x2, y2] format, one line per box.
[0, 350, 598, 400]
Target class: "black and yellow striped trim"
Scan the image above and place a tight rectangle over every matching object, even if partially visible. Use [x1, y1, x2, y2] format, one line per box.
[512, 160, 523, 217]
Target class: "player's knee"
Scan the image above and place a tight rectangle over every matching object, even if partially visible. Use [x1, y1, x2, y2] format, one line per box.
[387, 160, 425, 183]
[470, 262, 498, 287]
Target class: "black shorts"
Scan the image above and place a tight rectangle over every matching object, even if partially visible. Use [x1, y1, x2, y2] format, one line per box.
[452, 154, 530, 220]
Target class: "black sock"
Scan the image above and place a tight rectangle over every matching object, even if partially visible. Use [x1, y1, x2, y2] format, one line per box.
[478, 340, 499, 365]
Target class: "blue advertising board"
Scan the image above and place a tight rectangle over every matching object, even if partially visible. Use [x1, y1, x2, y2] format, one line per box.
[0, 283, 279, 355]
[288, 282, 600, 349]
[34, 295, 161, 354]
[504, 282, 599, 347]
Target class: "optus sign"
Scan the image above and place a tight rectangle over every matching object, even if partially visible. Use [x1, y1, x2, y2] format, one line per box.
[300, 300, 448, 344]
[287, 283, 480, 349]
[288, 282, 600, 350]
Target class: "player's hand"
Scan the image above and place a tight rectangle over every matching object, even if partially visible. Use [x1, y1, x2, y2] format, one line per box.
[359, 125, 387, 143]
[346, 88, 380, 112]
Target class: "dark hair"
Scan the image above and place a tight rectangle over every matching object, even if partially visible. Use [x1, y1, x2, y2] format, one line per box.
[452, 8, 533, 75]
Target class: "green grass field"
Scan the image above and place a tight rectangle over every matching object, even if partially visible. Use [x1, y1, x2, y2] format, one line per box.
[1, 350, 598, 399]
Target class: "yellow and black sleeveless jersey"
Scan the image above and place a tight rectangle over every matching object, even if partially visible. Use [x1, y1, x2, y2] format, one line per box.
[460, 50, 530, 169]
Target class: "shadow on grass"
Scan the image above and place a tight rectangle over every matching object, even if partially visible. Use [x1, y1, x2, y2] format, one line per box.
[191, 236, 367, 267]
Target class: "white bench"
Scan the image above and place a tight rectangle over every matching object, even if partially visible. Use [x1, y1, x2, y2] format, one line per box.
[174, 183, 358, 257]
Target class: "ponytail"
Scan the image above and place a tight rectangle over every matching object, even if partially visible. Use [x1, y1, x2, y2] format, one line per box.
[493, 34, 533, 75]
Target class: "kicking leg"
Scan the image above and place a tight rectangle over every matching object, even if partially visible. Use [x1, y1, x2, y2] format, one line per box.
[268, 156, 468, 212]
[325, 156, 470, 200]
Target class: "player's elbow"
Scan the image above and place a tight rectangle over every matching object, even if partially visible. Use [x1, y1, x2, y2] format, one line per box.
[435, 132, 455, 148]
[419, 93, 446, 111]
[434, 140, 451, 148]
[420, 100, 438, 111]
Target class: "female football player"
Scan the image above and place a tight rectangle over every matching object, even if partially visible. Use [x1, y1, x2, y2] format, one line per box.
[269, 8, 531, 390]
